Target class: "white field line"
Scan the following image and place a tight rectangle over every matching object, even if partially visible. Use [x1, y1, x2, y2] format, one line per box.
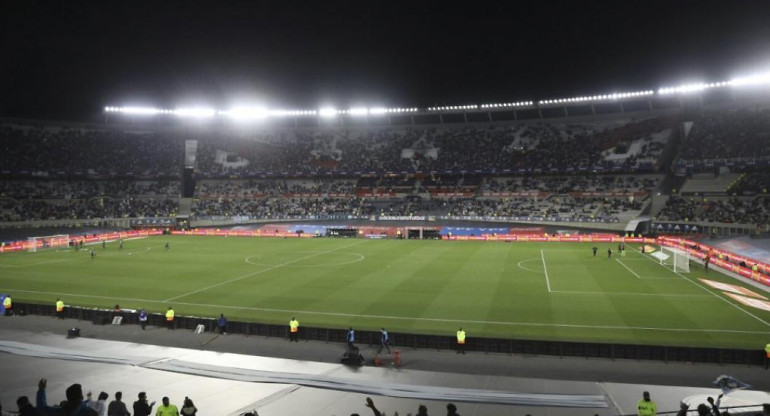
[633, 247, 770, 329]
[516, 258, 544, 273]
[540, 249, 552, 292]
[615, 258, 678, 280]
[4, 288, 766, 335]
[616, 258, 642, 278]
[539, 250, 701, 297]
[550, 290, 709, 298]
[162, 240, 368, 302]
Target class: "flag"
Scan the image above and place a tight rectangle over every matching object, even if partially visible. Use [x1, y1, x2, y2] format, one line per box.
[713, 375, 752, 394]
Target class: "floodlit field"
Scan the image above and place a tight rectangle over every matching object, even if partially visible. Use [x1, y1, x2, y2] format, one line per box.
[2, 235, 770, 349]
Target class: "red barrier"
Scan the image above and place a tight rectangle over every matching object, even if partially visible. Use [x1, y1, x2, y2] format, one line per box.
[0, 229, 163, 253]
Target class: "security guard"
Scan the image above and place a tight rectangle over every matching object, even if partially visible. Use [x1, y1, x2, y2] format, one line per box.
[3, 294, 11, 316]
[456, 328, 466, 355]
[765, 343, 770, 369]
[165, 306, 175, 330]
[637, 391, 657, 416]
[55, 298, 64, 319]
[289, 317, 299, 342]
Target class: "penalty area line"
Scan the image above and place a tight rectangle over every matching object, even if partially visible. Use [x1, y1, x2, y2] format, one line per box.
[633, 247, 770, 329]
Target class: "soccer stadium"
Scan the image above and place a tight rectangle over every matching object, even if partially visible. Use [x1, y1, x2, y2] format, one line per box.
[2, 3, 770, 416]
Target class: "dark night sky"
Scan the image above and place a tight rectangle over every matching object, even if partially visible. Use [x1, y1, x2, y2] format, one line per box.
[2, 0, 770, 121]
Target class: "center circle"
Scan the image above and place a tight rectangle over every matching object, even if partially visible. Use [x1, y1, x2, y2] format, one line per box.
[244, 251, 365, 268]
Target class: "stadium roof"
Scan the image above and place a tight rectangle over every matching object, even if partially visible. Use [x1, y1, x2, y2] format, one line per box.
[2, 1, 770, 122]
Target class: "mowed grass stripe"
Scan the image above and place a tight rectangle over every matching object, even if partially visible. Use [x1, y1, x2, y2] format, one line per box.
[2, 237, 770, 348]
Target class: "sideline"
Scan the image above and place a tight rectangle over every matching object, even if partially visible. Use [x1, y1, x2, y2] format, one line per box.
[6, 288, 767, 335]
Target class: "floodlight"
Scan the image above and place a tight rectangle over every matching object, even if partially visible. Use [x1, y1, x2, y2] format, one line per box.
[348, 107, 368, 116]
[114, 106, 163, 115]
[369, 107, 387, 115]
[319, 107, 337, 117]
[225, 107, 269, 120]
[173, 107, 216, 117]
[729, 72, 770, 87]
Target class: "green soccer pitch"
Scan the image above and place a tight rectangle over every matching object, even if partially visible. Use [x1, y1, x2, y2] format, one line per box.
[2, 235, 769, 349]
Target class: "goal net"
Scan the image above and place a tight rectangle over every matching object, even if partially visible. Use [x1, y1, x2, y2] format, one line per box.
[657, 246, 691, 273]
[28, 234, 70, 253]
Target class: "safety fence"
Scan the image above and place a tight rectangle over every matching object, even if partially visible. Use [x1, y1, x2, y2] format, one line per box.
[13, 302, 767, 367]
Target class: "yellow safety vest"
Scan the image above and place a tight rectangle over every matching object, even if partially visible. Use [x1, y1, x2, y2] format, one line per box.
[56, 300, 64, 312]
[3, 297, 11, 308]
[637, 399, 657, 416]
[166, 309, 175, 321]
[765, 343, 770, 358]
[456, 330, 466, 344]
[290, 319, 299, 332]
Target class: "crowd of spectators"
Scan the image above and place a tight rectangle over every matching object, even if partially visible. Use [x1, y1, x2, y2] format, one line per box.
[656, 196, 770, 225]
[5, 379, 469, 416]
[0, 125, 183, 177]
[192, 193, 637, 222]
[193, 197, 375, 218]
[5, 378, 196, 416]
[728, 172, 770, 196]
[192, 117, 673, 177]
[0, 198, 177, 222]
[679, 109, 770, 162]
[482, 174, 660, 194]
[5, 110, 768, 183]
[195, 179, 355, 197]
[437, 196, 631, 222]
[0, 181, 180, 199]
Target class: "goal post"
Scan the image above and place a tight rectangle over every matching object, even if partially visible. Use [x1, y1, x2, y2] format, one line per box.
[28, 234, 70, 253]
[659, 246, 691, 273]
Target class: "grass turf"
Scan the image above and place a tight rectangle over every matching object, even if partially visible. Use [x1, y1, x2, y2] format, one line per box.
[2, 235, 769, 349]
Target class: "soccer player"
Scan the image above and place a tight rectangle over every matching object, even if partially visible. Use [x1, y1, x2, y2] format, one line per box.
[165, 242, 169, 250]
[607, 248, 613, 258]
[90, 249, 95, 259]
[592, 246, 598, 257]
